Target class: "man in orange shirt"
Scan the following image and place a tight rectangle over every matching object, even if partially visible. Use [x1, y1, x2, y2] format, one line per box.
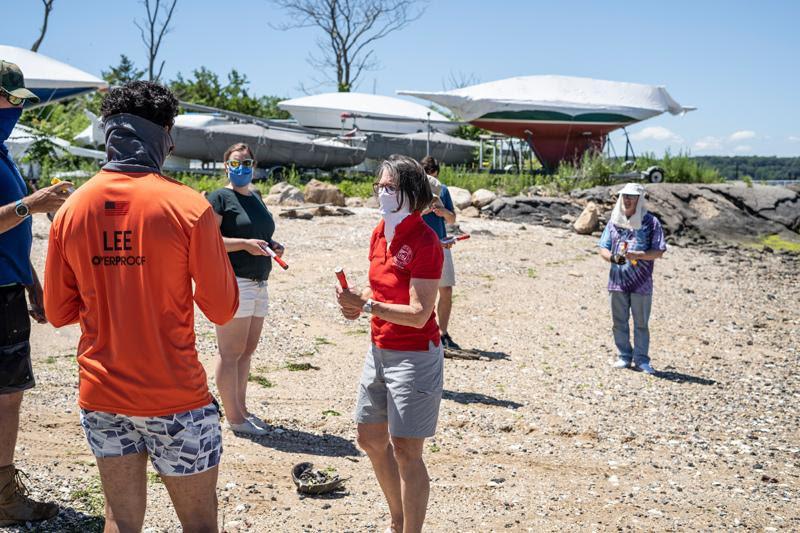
[44, 81, 238, 532]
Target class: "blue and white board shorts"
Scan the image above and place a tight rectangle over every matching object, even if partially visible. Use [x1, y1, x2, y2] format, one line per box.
[80, 402, 222, 476]
[355, 341, 444, 438]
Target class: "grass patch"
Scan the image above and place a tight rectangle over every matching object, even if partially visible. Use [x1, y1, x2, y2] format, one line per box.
[286, 362, 320, 371]
[69, 476, 105, 519]
[428, 443, 441, 453]
[322, 410, 341, 417]
[314, 336, 335, 346]
[526, 268, 538, 279]
[147, 471, 163, 485]
[248, 373, 275, 388]
[46, 356, 56, 364]
[759, 234, 800, 253]
[344, 327, 369, 336]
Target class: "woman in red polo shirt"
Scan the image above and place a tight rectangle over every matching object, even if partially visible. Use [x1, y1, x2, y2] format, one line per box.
[337, 154, 444, 533]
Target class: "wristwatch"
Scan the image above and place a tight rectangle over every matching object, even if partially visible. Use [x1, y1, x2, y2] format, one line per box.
[14, 200, 30, 218]
[362, 298, 375, 314]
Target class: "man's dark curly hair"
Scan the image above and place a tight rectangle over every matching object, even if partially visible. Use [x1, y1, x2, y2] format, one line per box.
[100, 81, 179, 127]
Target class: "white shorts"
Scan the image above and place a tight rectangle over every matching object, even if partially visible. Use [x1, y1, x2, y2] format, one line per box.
[234, 277, 269, 318]
[439, 248, 455, 288]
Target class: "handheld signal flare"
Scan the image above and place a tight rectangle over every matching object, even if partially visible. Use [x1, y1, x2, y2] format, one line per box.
[334, 267, 349, 289]
[260, 243, 289, 270]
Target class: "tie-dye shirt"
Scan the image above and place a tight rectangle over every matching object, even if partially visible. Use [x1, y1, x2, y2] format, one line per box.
[598, 212, 667, 295]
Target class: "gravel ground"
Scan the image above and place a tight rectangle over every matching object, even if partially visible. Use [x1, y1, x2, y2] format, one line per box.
[7, 209, 799, 532]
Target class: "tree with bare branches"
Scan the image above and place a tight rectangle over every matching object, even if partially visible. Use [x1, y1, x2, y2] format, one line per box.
[134, 0, 179, 81]
[271, 0, 427, 92]
[31, 0, 56, 52]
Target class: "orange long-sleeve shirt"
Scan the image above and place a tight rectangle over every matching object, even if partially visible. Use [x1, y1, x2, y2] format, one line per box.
[44, 171, 239, 417]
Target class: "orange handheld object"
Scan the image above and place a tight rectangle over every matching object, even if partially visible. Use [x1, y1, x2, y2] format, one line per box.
[335, 267, 349, 289]
[621, 242, 637, 266]
[455, 234, 470, 241]
[260, 243, 289, 270]
[50, 177, 75, 193]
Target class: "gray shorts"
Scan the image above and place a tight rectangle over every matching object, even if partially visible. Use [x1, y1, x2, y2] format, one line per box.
[80, 402, 222, 476]
[439, 248, 455, 288]
[355, 341, 444, 438]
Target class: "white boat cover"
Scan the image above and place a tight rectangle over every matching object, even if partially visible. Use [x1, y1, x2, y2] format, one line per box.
[279, 92, 455, 134]
[8, 124, 105, 160]
[0, 45, 107, 105]
[399, 75, 694, 122]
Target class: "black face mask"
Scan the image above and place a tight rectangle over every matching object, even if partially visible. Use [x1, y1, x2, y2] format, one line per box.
[102, 113, 174, 173]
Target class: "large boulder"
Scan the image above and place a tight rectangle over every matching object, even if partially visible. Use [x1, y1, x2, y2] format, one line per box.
[448, 186, 472, 210]
[345, 197, 364, 208]
[573, 202, 601, 234]
[364, 195, 379, 209]
[573, 183, 800, 246]
[304, 179, 345, 206]
[461, 206, 481, 218]
[265, 182, 304, 206]
[483, 195, 584, 229]
[471, 188, 497, 209]
[269, 181, 294, 195]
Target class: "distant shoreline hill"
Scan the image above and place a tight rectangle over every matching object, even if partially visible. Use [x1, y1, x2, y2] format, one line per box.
[692, 156, 800, 182]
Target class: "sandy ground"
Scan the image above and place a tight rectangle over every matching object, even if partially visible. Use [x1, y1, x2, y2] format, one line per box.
[7, 209, 799, 532]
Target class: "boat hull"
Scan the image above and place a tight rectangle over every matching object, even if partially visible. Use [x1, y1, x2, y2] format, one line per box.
[472, 117, 634, 171]
[364, 132, 477, 166]
[171, 123, 366, 170]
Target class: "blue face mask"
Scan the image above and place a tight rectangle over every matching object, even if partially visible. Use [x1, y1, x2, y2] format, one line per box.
[228, 165, 253, 187]
[0, 108, 23, 143]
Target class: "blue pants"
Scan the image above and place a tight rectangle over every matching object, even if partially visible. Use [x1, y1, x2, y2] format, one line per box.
[609, 291, 652, 365]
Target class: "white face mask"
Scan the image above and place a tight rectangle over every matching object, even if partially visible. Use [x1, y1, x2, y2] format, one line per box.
[378, 188, 410, 241]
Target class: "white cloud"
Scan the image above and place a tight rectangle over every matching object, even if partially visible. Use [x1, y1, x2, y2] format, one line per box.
[630, 126, 683, 143]
[733, 145, 753, 153]
[729, 130, 756, 141]
[789, 135, 800, 142]
[693, 136, 723, 151]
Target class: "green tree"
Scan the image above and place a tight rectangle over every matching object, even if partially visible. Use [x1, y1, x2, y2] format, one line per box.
[170, 67, 289, 119]
[102, 54, 145, 86]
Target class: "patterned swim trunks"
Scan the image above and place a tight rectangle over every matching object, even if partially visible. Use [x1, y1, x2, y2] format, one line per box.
[80, 402, 222, 476]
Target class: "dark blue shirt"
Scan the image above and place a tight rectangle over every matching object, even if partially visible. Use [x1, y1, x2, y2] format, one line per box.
[422, 185, 454, 240]
[0, 144, 32, 286]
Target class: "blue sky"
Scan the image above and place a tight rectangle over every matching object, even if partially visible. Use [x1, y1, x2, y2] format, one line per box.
[8, 0, 800, 156]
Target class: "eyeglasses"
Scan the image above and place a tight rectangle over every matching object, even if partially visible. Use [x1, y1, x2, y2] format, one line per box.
[226, 159, 254, 169]
[0, 89, 24, 106]
[372, 182, 397, 195]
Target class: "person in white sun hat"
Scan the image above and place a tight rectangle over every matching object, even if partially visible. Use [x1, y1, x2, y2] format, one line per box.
[597, 183, 667, 374]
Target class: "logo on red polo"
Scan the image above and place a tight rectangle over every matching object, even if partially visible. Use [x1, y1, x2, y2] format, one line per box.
[394, 244, 413, 269]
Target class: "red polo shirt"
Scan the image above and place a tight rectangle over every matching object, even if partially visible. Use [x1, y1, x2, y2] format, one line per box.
[369, 213, 443, 351]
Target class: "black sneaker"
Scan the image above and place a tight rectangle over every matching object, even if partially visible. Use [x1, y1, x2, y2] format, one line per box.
[441, 333, 461, 350]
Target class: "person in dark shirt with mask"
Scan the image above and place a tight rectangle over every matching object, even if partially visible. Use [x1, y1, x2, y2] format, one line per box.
[207, 143, 285, 437]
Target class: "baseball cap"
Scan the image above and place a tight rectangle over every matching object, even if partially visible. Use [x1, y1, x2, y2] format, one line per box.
[0, 61, 40, 103]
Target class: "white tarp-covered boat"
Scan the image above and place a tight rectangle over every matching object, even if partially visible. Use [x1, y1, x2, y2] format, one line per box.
[399, 75, 694, 170]
[0, 45, 108, 106]
[279, 92, 457, 135]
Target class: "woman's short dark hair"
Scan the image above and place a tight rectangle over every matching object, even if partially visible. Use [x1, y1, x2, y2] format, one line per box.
[223, 142, 256, 165]
[420, 155, 439, 175]
[378, 154, 433, 213]
[100, 81, 180, 128]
